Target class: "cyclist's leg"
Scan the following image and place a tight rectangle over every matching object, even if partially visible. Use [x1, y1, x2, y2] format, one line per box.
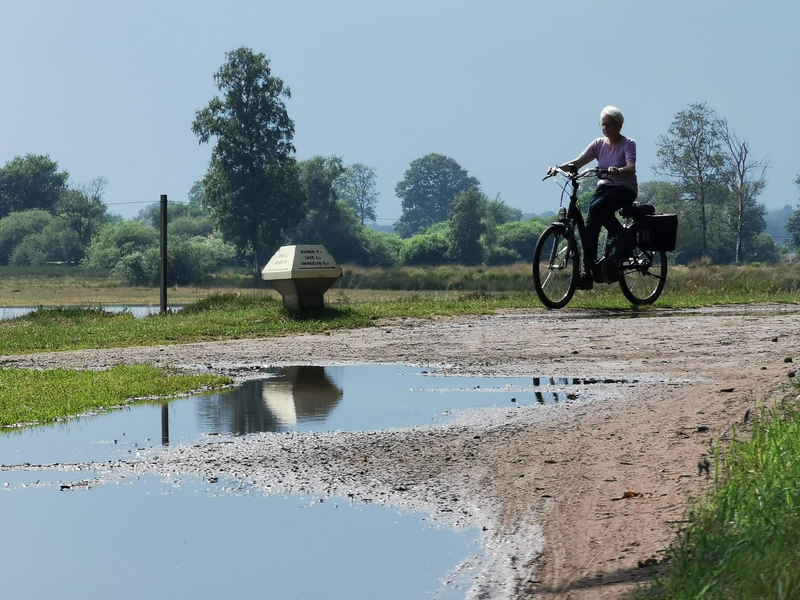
[588, 187, 636, 261]
[586, 187, 618, 265]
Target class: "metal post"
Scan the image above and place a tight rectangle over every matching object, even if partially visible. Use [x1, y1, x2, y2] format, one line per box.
[160, 194, 168, 314]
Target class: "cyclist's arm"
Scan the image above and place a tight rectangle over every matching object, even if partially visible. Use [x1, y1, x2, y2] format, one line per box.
[557, 140, 600, 172]
[609, 161, 636, 176]
[556, 156, 593, 172]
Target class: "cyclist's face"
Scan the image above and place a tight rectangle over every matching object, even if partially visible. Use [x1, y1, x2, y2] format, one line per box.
[600, 118, 622, 137]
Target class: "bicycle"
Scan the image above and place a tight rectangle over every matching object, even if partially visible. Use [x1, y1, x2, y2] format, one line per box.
[533, 166, 676, 309]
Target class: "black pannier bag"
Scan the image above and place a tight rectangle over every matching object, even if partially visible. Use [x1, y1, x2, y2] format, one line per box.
[634, 214, 678, 252]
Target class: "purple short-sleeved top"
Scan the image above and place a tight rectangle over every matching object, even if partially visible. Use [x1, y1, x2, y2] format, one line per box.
[576, 137, 638, 193]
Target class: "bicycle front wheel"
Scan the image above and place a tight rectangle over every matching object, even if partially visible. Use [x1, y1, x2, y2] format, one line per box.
[533, 225, 579, 309]
[619, 248, 667, 305]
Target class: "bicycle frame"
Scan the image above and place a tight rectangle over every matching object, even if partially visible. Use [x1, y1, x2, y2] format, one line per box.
[551, 169, 595, 275]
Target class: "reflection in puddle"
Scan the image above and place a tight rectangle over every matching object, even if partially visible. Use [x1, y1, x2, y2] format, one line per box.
[0, 365, 629, 467]
[532, 376, 637, 386]
[196, 366, 343, 435]
[0, 474, 477, 600]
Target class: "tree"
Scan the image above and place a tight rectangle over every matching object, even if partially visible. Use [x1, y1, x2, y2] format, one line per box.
[10, 218, 83, 266]
[655, 103, 725, 257]
[494, 219, 547, 260]
[0, 209, 53, 264]
[192, 47, 305, 274]
[447, 189, 486, 265]
[787, 176, 800, 249]
[56, 177, 111, 248]
[394, 153, 479, 237]
[720, 120, 768, 265]
[485, 194, 522, 224]
[82, 221, 159, 269]
[333, 163, 378, 225]
[292, 156, 364, 261]
[0, 154, 69, 218]
[187, 180, 206, 210]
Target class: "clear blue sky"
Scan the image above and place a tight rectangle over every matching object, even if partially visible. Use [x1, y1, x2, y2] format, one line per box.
[2, 0, 798, 222]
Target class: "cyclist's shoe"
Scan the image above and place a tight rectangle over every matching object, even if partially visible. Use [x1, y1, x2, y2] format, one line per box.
[577, 272, 594, 290]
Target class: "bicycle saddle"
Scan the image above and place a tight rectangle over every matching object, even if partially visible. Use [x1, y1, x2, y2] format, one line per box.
[619, 203, 656, 218]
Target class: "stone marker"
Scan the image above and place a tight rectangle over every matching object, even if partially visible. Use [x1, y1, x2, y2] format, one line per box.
[261, 245, 343, 313]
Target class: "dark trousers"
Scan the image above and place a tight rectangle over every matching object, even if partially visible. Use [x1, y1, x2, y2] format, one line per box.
[585, 185, 637, 265]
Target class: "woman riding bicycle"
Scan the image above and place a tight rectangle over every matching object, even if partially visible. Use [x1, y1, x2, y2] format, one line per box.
[548, 106, 637, 289]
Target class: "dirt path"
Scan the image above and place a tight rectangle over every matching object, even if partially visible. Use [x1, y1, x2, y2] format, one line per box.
[4, 305, 799, 599]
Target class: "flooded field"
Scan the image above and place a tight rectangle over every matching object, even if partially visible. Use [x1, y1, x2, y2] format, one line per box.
[0, 305, 184, 321]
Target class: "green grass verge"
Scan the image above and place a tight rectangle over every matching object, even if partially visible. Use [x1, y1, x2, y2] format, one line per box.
[0, 287, 797, 357]
[641, 394, 800, 599]
[0, 364, 231, 427]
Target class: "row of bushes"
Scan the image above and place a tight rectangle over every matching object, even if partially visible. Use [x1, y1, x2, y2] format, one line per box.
[356, 218, 549, 267]
[331, 262, 800, 293]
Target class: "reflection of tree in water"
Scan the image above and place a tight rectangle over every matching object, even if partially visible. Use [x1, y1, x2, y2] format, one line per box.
[195, 367, 343, 435]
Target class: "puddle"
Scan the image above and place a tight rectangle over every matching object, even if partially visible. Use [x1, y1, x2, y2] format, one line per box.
[0, 472, 477, 600]
[0, 365, 613, 466]
[0, 364, 638, 598]
[0, 305, 185, 321]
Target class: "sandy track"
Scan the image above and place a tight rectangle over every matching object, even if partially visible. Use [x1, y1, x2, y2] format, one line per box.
[4, 304, 799, 599]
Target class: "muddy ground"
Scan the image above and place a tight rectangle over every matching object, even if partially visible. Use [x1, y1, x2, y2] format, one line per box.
[3, 304, 799, 599]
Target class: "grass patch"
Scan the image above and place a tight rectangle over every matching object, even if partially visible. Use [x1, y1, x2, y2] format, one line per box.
[0, 365, 231, 427]
[641, 395, 800, 599]
[0, 283, 797, 357]
[0, 264, 797, 356]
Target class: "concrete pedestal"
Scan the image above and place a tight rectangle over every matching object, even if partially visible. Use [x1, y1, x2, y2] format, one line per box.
[261, 245, 342, 314]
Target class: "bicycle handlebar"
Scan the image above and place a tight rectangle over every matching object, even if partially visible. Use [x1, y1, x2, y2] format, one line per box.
[542, 166, 609, 182]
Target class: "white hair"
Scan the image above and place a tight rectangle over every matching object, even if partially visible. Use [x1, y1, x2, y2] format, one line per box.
[601, 106, 625, 124]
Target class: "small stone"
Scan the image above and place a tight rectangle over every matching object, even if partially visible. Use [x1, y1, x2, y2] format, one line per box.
[789, 371, 796, 378]
[784, 357, 793, 363]
[511, 398, 517, 403]
[772, 337, 779, 342]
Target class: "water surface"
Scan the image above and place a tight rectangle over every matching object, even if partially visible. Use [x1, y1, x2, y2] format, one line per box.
[1, 365, 594, 465]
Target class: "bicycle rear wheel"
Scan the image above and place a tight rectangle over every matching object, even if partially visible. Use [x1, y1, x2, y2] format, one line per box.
[619, 248, 667, 305]
[533, 225, 579, 309]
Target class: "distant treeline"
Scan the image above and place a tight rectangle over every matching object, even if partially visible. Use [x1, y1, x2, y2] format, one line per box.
[1, 49, 800, 286]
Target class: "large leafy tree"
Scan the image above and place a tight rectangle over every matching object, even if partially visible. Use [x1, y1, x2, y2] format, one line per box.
[192, 47, 305, 274]
[394, 153, 479, 237]
[0, 154, 69, 218]
[655, 103, 726, 258]
[333, 163, 378, 225]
